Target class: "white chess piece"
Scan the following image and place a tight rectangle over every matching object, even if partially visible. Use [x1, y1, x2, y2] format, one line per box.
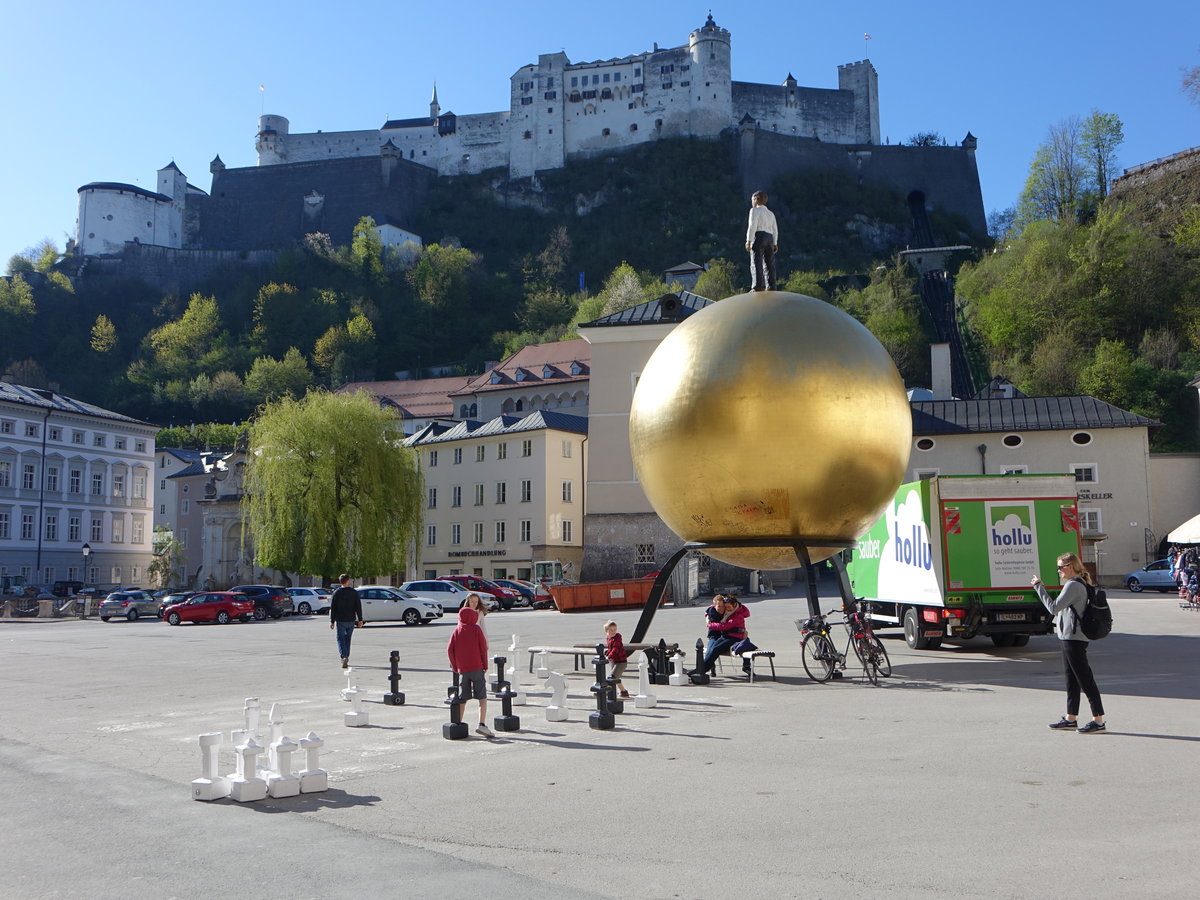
[506, 634, 527, 705]
[341, 668, 358, 701]
[264, 703, 284, 775]
[544, 671, 569, 722]
[298, 732, 328, 793]
[229, 738, 267, 802]
[344, 686, 369, 727]
[267, 736, 301, 798]
[534, 649, 550, 680]
[191, 732, 231, 801]
[668, 652, 689, 686]
[635, 657, 658, 708]
[228, 697, 261, 778]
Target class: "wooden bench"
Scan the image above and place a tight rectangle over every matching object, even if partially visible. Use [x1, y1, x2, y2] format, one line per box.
[526, 643, 653, 673]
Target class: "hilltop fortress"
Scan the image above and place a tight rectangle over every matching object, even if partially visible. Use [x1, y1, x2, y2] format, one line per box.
[75, 14, 984, 270]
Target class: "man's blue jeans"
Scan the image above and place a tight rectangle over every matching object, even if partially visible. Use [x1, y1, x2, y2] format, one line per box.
[335, 621, 356, 659]
[702, 636, 737, 674]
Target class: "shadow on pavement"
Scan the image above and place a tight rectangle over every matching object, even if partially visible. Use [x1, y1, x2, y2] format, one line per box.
[225, 788, 383, 813]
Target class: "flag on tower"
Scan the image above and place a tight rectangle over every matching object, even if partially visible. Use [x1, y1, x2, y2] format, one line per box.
[259, 84, 265, 91]
[864, 33, 871, 40]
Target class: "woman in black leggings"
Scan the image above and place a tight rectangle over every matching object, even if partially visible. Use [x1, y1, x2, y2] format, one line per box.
[1031, 552, 1106, 733]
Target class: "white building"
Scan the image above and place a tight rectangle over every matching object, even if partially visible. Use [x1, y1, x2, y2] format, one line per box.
[0, 381, 157, 590]
[405, 410, 587, 582]
[154, 447, 223, 588]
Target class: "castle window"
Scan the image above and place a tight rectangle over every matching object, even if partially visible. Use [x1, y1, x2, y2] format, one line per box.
[544, 91, 556, 100]
[521, 97, 532, 105]
[547, 77, 554, 88]
[601, 88, 612, 99]
[660, 64, 674, 74]
[570, 92, 581, 102]
[634, 67, 640, 77]
[662, 81, 672, 89]
[630, 123, 638, 132]
[614, 72, 621, 82]
[655, 119, 663, 128]
[582, 90, 596, 100]
[523, 131, 532, 139]
[571, 77, 578, 87]
[603, 73, 610, 83]
[632, 84, 643, 93]
[680, 81, 690, 87]
[592, 75, 599, 85]
[681, 64, 689, 71]
[602, 128, 610, 136]
[547, 107, 553, 113]
[520, 81, 533, 91]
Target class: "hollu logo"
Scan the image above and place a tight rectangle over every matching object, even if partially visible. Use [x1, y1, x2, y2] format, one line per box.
[894, 521, 932, 570]
[990, 507, 1033, 547]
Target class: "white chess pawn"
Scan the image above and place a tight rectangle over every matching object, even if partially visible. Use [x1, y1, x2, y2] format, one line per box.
[191, 732, 231, 801]
[544, 671, 569, 722]
[341, 668, 358, 701]
[229, 738, 267, 802]
[535, 649, 550, 680]
[635, 657, 658, 708]
[267, 736, 301, 798]
[344, 686, 369, 727]
[668, 652, 689, 686]
[298, 732, 328, 793]
[265, 703, 284, 775]
[506, 634, 527, 705]
[229, 697, 262, 778]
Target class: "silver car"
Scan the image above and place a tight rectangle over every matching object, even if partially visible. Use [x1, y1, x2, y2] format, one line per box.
[98, 591, 159, 622]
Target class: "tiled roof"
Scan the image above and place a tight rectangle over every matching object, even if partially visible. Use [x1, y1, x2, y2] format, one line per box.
[77, 182, 173, 203]
[911, 397, 1159, 435]
[339, 375, 474, 419]
[455, 339, 590, 396]
[382, 116, 435, 130]
[578, 289, 712, 327]
[404, 410, 586, 446]
[0, 381, 154, 427]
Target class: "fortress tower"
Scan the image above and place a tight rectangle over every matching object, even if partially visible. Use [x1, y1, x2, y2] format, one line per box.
[837, 61, 879, 145]
[256, 115, 290, 165]
[687, 13, 733, 136]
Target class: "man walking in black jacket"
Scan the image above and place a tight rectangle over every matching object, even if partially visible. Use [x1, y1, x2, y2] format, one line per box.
[329, 574, 364, 668]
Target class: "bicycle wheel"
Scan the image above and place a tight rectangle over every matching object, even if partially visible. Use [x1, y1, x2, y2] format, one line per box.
[801, 634, 836, 683]
[869, 636, 892, 678]
[852, 636, 879, 685]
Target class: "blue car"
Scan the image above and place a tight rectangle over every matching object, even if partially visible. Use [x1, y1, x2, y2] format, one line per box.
[1123, 559, 1178, 593]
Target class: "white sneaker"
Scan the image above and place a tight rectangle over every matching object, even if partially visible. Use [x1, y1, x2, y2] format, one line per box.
[475, 723, 494, 738]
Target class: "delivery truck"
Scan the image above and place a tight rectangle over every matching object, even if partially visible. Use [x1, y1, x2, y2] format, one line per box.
[844, 474, 1082, 649]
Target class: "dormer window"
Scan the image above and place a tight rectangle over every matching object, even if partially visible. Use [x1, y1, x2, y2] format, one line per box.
[515, 368, 527, 382]
[490, 372, 503, 385]
[542, 365, 555, 378]
[570, 361, 583, 376]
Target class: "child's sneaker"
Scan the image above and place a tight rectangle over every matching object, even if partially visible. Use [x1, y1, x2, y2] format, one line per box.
[475, 723, 494, 738]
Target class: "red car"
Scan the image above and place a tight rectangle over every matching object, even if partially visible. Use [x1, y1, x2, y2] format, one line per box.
[438, 575, 521, 610]
[163, 592, 255, 625]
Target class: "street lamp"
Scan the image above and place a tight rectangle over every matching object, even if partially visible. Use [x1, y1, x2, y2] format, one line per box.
[80, 543, 92, 618]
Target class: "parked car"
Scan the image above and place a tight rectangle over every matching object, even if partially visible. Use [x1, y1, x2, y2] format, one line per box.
[401, 579, 492, 611]
[1124, 559, 1179, 592]
[493, 578, 536, 606]
[355, 585, 443, 625]
[288, 587, 332, 616]
[163, 592, 255, 625]
[98, 591, 159, 622]
[158, 591, 198, 618]
[439, 575, 520, 610]
[227, 585, 292, 620]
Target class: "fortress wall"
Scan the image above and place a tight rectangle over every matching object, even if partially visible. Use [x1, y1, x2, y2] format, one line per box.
[83, 244, 278, 294]
[742, 130, 986, 237]
[77, 189, 165, 256]
[192, 155, 434, 250]
[1110, 146, 1200, 195]
[274, 129, 381, 165]
[733, 83, 859, 143]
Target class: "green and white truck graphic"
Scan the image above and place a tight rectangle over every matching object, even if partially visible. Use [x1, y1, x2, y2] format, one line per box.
[845, 474, 1082, 649]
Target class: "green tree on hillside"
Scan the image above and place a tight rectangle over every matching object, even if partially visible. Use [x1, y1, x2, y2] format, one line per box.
[691, 259, 738, 300]
[1080, 111, 1124, 200]
[243, 390, 423, 579]
[245, 348, 313, 405]
[91, 314, 117, 353]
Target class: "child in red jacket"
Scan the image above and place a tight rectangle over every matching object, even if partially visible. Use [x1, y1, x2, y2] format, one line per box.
[604, 620, 631, 699]
[447, 605, 493, 737]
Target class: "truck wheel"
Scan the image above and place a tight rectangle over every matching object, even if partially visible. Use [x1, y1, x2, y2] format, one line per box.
[903, 608, 937, 650]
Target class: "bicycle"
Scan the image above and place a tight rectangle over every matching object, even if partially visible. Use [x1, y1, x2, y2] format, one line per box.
[796, 599, 892, 685]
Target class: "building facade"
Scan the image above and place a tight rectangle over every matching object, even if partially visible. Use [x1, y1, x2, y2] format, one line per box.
[0, 382, 157, 590]
[154, 448, 223, 588]
[405, 411, 587, 582]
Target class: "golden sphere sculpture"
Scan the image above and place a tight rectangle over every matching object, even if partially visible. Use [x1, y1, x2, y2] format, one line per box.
[629, 290, 911, 570]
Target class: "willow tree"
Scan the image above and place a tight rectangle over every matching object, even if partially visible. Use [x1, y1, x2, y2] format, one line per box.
[244, 389, 422, 579]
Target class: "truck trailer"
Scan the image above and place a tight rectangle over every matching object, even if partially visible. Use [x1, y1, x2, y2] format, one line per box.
[844, 474, 1083, 649]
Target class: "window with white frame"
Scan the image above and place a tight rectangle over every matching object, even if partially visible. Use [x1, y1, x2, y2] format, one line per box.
[45, 514, 57, 541]
[72, 431, 84, 444]
[428, 487, 438, 509]
[115, 438, 126, 450]
[112, 473, 125, 498]
[452, 485, 462, 507]
[49, 427, 61, 441]
[90, 517, 102, 541]
[999, 465, 1028, 475]
[110, 566, 121, 584]
[429, 450, 438, 467]
[133, 472, 146, 499]
[562, 480, 573, 502]
[91, 473, 104, 496]
[130, 566, 140, 583]
[159, 504, 166, 515]
[180, 528, 188, 548]
[476, 445, 485, 462]
[0, 420, 11, 434]
[1079, 509, 1102, 533]
[45, 467, 58, 492]
[1071, 464, 1097, 483]
[521, 480, 532, 502]
[160, 479, 166, 491]
[111, 517, 123, 543]
[21, 514, 34, 540]
[427, 524, 437, 546]
[68, 515, 80, 542]
[521, 439, 532, 457]
[181, 499, 189, 514]
[135, 441, 146, 453]
[495, 521, 506, 543]
[561, 520, 573, 542]
[453, 448, 463, 465]
[25, 423, 39, 438]
[497, 443, 507, 460]
[93, 435, 105, 448]
[22, 464, 35, 490]
[474, 484, 484, 506]
[451, 523, 462, 545]
[0, 461, 10, 487]
[132, 518, 144, 544]
[520, 520, 531, 542]
[496, 482, 506, 504]
[473, 522, 484, 543]
[0, 512, 9, 539]
[70, 469, 81, 493]
[561, 440, 572, 458]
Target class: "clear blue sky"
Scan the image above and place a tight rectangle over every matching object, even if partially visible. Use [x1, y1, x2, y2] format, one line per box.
[3, 0, 1197, 266]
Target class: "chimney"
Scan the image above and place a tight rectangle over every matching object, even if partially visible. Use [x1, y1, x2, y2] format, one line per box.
[931, 343, 952, 400]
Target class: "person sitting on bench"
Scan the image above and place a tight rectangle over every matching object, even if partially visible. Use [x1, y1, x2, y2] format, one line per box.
[699, 595, 751, 676]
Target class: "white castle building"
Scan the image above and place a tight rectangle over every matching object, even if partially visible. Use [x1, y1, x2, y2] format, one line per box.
[255, 14, 878, 178]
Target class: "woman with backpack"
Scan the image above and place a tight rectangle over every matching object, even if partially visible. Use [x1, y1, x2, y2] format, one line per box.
[1031, 552, 1106, 733]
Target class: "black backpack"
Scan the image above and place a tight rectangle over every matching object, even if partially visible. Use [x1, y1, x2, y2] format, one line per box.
[1076, 580, 1112, 640]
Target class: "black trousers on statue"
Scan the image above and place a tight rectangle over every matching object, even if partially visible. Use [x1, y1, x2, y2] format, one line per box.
[749, 231, 777, 291]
